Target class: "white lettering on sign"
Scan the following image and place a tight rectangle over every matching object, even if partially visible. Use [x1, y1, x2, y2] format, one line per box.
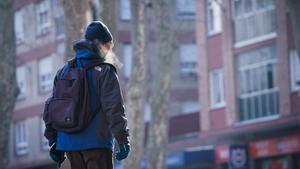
[277, 140, 299, 152]
[220, 150, 229, 159]
[255, 141, 269, 156]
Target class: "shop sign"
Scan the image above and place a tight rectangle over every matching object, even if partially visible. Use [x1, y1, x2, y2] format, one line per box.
[250, 134, 300, 159]
[215, 146, 229, 163]
[229, 145, 249, 169]
[165, 152, 184, 168]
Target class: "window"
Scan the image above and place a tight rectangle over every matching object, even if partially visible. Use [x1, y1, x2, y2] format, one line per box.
[16, 66, 27, 100]
[207, 0, 222, 35]
[39, 56, 54, 92]
[176, 0, 196, 19]
[52, 0, 64, 37]
[56, 42, 65, 57]
[232, 0, 276, 45]
[123, 44, 132, 78]
[14, 10, 24, 43]
[120, 0, 131, 20]
[290, 50, 300, 91]
[55, 17, 64, 37]
[41, 118, 49, 149]
[237, 45, 279, 122]
[36, 0, 51, 35]
[209, 69, 225, 108]
[179, 44, 198, 77]
[15, 120, 28, 155]
[181, 101, 200, 114]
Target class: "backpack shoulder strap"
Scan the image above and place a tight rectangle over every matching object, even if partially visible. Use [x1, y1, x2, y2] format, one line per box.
[67, 58, 77, 68]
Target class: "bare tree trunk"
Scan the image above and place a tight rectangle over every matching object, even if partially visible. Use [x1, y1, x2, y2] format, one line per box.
[147, 0, 174, 168]
[99, 0, 117, 46]
[61, 0, 90, 60]
[122, 0, 146, 168]
[0, 0, 17, 168]
[287, 0, 300, 58]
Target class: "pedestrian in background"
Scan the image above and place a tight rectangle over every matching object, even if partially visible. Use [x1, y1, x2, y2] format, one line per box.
[43, 21, 130, 169]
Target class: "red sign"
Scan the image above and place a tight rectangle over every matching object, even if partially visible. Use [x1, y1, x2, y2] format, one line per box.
[250, 134, 300, 159]
[215, 146, 229, 163]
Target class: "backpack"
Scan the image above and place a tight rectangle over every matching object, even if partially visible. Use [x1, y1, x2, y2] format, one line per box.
[45, 59, 103, 133]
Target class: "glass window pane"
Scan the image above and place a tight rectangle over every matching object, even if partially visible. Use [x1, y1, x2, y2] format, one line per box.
[261, 93, 267, 117]
[233, 0, 276, 43]
[267, 64, 274, 89]
[180, 44, 198, 76]
[268, 92, 275, 115]
[120, 0, 131, 20]
[254, 95, 259, 118]
[123, 44, 132, 78]
[244, 0, 253, 13]
[176, 0, 196, 18]
[207, 0, 222, 34]
[234, 0, 243, 16]
[237, 45, 278, 121]
[239, 99, 245, 121]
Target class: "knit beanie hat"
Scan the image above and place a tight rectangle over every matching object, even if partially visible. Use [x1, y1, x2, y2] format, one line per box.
[84, 21, 113, 43]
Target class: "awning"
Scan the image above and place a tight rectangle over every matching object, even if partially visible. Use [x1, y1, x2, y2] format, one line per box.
[166, 146, 215, 169]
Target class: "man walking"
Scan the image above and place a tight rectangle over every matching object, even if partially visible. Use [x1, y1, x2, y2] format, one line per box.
[43, 21, 130, 169]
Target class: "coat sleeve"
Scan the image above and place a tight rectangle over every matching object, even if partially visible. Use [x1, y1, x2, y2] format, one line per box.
[43, 99, 57, 146]
[100, 65, 129, 144]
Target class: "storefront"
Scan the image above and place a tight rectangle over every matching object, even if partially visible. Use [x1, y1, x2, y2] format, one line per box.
[165, 147, 215, 169]
[215, 146, 229, 169]
[214, 134, 300, 169]
[250, 134, 300, 169]
[134, 146, 215, 169]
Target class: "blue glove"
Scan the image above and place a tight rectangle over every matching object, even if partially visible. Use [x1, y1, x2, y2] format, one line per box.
[116, 142, 130, 161]
[49, 143, 66, 168]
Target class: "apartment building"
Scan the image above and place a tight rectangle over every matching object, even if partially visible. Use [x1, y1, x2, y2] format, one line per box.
[10, 0, 66, 168]
[10, 0, 200, 169]
[13, 0, 300, 169]
[187, 0, 300, 169]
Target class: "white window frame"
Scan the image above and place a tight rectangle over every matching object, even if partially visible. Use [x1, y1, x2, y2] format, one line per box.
[38, 56, 54, 93]
[176, 0, 196, 19]
[232, 0, 276, 47]
[290, 50, 300, 92]
[120, 0, 131, 20]
[36, 0, 51, 35]
[15, 120, 28, 155]
[16, 66, 27, 100]
[123, 44, 132, 78]
[179, 44, 198, 77]
[209, 69, 225, 109]
[237, 45, 279, 122]
[41, 117, 49, 150]
[14, 10, 25, 44]
[234, 33, 277, 48]
[207, 0, 222, 35]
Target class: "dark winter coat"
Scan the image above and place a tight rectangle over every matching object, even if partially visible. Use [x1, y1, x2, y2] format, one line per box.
[43, 39, 129, 151]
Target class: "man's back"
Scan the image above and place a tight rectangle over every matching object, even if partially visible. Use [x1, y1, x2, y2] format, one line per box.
[43, 22, 130, 169]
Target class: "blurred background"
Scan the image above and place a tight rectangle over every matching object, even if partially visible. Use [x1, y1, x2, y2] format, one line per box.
[0, 0, 300, 169]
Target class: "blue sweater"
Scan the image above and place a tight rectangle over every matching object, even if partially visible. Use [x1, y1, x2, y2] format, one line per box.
[56, 50, 114, 151]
